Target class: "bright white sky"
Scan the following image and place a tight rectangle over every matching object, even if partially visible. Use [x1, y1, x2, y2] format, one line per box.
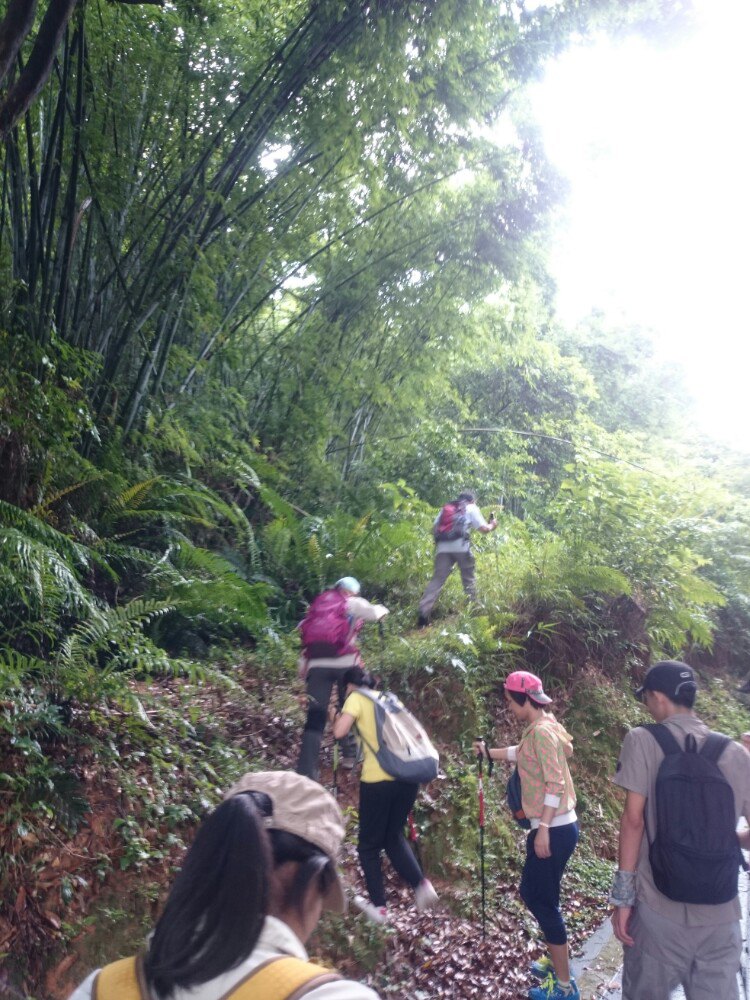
[529, 0, 750, 450]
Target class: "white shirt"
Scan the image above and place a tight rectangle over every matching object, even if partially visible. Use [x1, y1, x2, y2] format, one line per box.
[434, 502, 488, 553]
[68, 915, 381, 1000]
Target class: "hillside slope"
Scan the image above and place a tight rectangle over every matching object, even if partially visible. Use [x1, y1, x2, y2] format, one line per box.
[3, 621, 749, 1000]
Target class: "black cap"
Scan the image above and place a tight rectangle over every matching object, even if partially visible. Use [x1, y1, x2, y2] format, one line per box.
[635, 660, 697, 703]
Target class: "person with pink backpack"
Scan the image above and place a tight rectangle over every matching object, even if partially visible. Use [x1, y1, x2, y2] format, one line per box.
[296, 578, 388, 782]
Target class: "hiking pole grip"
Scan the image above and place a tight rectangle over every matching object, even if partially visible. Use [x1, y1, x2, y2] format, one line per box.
[476, 737, 494, 778]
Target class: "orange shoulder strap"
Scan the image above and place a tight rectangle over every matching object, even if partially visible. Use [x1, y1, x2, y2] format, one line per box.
[227, 956, 341, 1000]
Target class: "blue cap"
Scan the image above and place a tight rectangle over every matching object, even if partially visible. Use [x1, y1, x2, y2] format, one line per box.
[334, 576, 360, 595]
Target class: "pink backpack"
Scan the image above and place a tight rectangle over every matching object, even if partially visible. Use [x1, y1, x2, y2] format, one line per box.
[299, 589, 362, 658]
[433, 500, 470, 542]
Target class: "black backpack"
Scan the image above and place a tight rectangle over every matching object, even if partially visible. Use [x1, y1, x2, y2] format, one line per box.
[644, 724, 744, 905]
[506, 766, 531, 830]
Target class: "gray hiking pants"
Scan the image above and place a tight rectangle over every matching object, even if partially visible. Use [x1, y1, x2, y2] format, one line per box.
[418, 549, 476, 618]
[296, 664, 358, 782]
[622, 901, 741, 1000]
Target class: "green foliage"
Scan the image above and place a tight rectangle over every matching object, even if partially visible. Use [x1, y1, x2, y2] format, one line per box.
[693, 674, 750, 738]
[1, 0, 740, 991]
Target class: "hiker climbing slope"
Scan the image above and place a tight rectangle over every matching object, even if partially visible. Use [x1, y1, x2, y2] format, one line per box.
[611, 660, 750, 1000]
[332, 666, 439, 923]
[474, 671, 579, 1000]
[296, 577, 388, 782]
[417, 490, 497, 626]
[69, 771, 381, 1000]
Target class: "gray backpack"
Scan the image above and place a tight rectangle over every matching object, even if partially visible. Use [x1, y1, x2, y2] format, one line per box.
[356, 688, 439, 784]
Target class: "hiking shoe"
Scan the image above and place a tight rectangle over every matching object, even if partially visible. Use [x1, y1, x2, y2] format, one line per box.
[414, 878, 439, 912]
[352, 895, 388, 924]
[416, 613, 430, 628]
[340, 756, 357, 770]
[530, 956, 554, 980]
[528, 974, 579, 1000]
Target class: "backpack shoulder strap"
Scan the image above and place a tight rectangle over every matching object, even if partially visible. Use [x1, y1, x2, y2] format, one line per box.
[228, 956, 341, 1000]
[352, 687, 380, 756]
[642, 723, 682, 756]
[699, 731, 731, 764]
[93, 955, 149, 1000]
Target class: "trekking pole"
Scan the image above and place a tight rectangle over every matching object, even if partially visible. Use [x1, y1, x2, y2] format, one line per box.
[476, 739, 494, 940]
[493, 497, 504, 576]
[332, 739, 339, 801]
[477, 749, 487, 940]
[474, 743, 487, 939]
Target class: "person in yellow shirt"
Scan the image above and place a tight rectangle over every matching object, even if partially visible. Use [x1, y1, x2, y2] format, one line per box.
[331, 667, 438, 923]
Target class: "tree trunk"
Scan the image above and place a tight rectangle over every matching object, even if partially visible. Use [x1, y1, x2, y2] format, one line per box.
[0, 0, 38, 89]
[0, 0, 79, 140]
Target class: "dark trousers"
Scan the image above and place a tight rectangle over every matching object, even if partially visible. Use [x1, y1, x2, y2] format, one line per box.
[358, 780, 423, 907]
[519, 822, 579, 945]
[296, 665, 357, 782]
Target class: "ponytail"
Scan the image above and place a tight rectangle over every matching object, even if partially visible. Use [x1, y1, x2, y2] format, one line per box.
[144, 793, 270, 997]
[342, 665, 377, 689]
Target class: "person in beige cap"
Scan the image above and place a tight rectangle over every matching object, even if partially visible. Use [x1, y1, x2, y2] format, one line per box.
[67, 771, 381, 1000]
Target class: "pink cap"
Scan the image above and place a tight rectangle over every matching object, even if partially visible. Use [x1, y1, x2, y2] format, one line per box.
[504, 670, 552, 705]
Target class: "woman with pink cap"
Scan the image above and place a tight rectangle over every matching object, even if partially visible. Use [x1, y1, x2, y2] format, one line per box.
[474, 671, 579, 1000]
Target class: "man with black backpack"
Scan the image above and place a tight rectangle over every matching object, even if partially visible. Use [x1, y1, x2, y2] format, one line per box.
[417, 490, 497, 626]
[611, 660, 750, 999]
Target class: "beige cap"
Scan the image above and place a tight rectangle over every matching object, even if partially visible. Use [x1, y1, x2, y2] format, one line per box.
[224, 770, 347, 913]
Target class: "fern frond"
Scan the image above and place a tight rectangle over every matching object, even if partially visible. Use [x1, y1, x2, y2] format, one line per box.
[32, 475, 105, 519]
[170, 541, 240, 579]
[118, 478, 162, 511]
[0, 648, 49, 690]
[0, 528, 97, 620]
[0, 500, 90, 570]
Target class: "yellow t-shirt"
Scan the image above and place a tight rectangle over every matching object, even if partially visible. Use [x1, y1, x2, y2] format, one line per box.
[341, 690, 393, 784]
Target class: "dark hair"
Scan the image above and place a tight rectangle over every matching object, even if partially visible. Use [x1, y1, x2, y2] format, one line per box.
[144, 792, 333, 998]
[456, 490, 476, 503]
[670, 687, 697, 709]
[507, 689, 528, 706]
[506, 689, 546, 708]
[267, 829, 337, 916]
[342, 665, 377, 689]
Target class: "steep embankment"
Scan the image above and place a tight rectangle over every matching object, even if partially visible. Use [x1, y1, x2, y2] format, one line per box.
[2, 630, 748, 1000]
